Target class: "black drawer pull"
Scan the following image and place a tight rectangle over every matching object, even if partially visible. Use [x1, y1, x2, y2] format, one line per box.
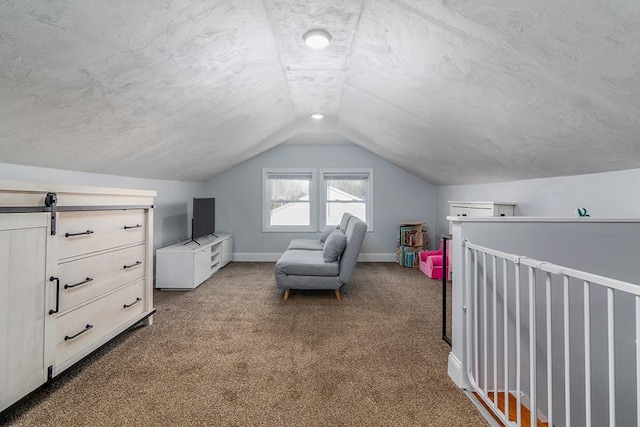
[65, 230, 94, 238]
[124, 261, 142, 269]
[64, 277, 93, 289]
[123, 297, 142, 308]
[124, 224, 142, 230]
[64, 324, 93, 341]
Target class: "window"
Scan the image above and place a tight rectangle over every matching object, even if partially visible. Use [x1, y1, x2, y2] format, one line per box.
[262, 168, 373, 232]
[321, 169, 373, 230]
[263, 169, 316, 232]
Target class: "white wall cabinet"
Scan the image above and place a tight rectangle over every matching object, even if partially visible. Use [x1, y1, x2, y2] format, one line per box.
[0, 180, 156, 413]
[156, 234, 232, 290]
[448, 201, 516, 233]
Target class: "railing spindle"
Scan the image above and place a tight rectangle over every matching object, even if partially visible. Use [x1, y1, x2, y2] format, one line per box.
[492, 254, 498, 406]
[516, 262, 522, 426]
[564, 275, 571, 427]
[474, 249, 479, 390]
[637, 296, 640, 427]
[584, 281, 592, 427]
[529, 266, 537, 427]
[607, 288, 615, 427]
[546, 272, 553, 427]
[503, 258, 509, 423]
[465, 243, 472, 390]
[483, 252, 488, 394]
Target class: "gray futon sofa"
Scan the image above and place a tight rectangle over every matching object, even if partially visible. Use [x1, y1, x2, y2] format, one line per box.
[274, 213, 367, 300]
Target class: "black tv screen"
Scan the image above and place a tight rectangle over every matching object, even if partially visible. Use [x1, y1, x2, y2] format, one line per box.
[192, 198, 215, 239]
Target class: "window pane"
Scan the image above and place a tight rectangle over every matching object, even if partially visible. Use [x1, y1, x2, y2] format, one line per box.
[271, 179, 310, 201]
[325, 179, 367, 225]
[268, 177, 311, 227]
[270, 201, 310, 226]
[326, 179, 365, 200]
[326, 201, 366, 225]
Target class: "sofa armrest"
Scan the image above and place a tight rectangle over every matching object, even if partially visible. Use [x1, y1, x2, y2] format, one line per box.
[419, 249, 441, 261]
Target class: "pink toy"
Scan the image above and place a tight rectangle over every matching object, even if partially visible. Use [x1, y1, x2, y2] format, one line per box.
[419, 240, 449, 280]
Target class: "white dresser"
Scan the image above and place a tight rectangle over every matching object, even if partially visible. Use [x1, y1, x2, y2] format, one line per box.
[0, 180, 155, 412]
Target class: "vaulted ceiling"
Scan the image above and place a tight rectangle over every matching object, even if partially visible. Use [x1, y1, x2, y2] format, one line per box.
[2, 0, 640, 185]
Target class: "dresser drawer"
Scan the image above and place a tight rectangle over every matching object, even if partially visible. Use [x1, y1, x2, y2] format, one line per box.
[54, 279, 146, 367]
[56, 244, 146, 312]
[57, 210, 146, 259]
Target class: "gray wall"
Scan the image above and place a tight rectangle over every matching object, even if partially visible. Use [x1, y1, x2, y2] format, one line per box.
[202, 145, 436, 260]
[0, 162, 203, 248]
[436, 168, 640, 237]
[6, 159, 640, 260]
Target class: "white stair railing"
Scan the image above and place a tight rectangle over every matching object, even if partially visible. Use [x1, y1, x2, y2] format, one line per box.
[463, 239, 640, 427]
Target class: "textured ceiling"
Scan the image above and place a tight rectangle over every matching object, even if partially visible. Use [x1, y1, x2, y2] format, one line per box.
[2, 0, 640, 184]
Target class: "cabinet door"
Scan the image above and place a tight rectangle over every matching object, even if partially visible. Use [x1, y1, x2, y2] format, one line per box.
[221, 237, 233, 266]
[193, 248, 211, 287]
[468, 207, 493, 217]
[495, 204, 514, 217]
[0, 213, 49, 411]
[450, 206, 469, 218]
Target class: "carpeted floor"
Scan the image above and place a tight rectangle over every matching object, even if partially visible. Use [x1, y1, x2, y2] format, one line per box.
[2, 262, 486, 426]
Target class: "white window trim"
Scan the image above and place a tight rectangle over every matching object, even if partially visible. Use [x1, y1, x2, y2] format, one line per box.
[320, 168, 374, 231]
[262, 168, 317, 232]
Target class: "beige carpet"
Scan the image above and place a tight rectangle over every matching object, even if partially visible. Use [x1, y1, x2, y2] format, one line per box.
[2, 262, 486, 426]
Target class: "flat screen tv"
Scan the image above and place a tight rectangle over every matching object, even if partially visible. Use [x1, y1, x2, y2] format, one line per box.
[192, 197, 216, 240]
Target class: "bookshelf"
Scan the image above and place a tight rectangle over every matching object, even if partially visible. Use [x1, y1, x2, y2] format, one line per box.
[396, 222, 428, 267]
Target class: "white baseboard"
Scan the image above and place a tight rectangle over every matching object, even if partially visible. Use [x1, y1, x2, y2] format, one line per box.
[448, 352, 468, 389]
[232, 253, 282, 262]
[356, 253, 396, 262]
[231, 252, 397, 262]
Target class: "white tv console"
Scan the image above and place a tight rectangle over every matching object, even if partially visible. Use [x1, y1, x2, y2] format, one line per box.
[155, 234, 232, 290]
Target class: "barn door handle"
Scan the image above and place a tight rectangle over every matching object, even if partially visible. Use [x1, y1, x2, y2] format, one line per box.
[49, 276, 60, 315]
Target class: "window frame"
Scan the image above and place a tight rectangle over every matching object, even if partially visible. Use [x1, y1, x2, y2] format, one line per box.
[320, 168, 374, 231]
[262, 168, 317, 232]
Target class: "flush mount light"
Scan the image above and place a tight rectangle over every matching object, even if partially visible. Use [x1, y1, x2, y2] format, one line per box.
[303, 29, 332, 50]
[311, 113, 324, 120]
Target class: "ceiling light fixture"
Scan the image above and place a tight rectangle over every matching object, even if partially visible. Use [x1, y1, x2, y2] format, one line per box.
[311, 113, 324, 120]
[303, 29, 332, 50]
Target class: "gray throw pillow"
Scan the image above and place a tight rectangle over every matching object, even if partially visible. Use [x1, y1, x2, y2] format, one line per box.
[320, 225, 339, 242]
[323, 230, 347, 262]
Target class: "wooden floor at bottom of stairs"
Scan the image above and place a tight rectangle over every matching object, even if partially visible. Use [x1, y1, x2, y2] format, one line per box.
[472, 391, 551, 427]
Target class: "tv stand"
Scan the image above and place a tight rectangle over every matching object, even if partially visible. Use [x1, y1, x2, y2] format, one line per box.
[156, 234, 232, 290]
